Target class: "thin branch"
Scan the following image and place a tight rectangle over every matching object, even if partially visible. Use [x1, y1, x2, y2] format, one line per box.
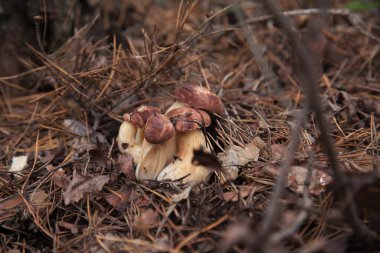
[260, 0, 380, 246]
[256, 107, 308, 244]
[244, 8, 351, 25]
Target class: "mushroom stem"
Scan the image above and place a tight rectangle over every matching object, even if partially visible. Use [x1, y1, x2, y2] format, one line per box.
[157, 126, 211, 183]
[135, 113, 176, 181]
[136, 135, 176, 180]
[117, 121, 142, 162]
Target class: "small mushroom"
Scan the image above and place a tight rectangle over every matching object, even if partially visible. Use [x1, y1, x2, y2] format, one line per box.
[117, 106, 160, 164]
[136, 113, 176, 180]
[173, 84, 224, 114]
[157, 105, 212, 183]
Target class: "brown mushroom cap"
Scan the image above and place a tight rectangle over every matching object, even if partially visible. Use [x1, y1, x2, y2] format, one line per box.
[144, 113, 175, 144]
[126, 106, 161, 128]
[173, 85, 223, 114]
[166, 107, 211, 132]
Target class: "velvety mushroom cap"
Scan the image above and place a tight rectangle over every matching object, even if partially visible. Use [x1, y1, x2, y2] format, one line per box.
[173, 85, 224, 114]
[129, 106, 161, 128]
[166, 107, 211, 132]
[144, 113, 175, 144]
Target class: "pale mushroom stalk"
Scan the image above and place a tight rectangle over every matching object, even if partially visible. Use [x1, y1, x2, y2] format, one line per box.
[135, 113, 176, 181]
[117, 121, 142, 162]
[157, 129, 211, 183]
[136, 135, 176, 180]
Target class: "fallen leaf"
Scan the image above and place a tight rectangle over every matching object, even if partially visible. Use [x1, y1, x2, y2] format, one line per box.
[217, 142, 260, 181]
[47, 165, 70, 189]
[287, 166, 332, 195]
[64, 119, 92, 137]
[263, 164, 280, 177]
[64, 119, 107, 144]
[63, 174, 109, 205]
[116, 154, 134, 179]
[30, 190, 49, 208]
[222, 191, 239, 202]
[218, 142, 260, 167]
[135, 196, 150, 208]
[9, 155, 28, 172]
[134, 208, 158, 234]
[271, 144, 286, 162]
[105, 185, 132, 212]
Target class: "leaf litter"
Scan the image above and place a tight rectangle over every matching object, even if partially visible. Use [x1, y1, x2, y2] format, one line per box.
[63, 174, 109, 205]
[0, 1, 379, 252]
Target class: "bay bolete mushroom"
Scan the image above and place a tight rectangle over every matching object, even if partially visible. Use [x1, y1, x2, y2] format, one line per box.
[117, 105, 160, 164]
[136, 113, 176, 180]
[173, 84, 224, 114]
[157, 105, 213, 183]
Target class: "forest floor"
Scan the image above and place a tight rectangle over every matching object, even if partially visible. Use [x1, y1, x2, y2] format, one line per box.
[0, 1, 379, 252]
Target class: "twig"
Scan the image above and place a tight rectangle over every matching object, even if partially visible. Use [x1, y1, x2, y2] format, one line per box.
[270, 151, 314, 243]
[245, 8, 351, 25]
[260, 0, 380, 246]
[256, 107, 309, 244]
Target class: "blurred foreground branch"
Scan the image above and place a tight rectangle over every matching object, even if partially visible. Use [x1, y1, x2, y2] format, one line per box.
[254, 0, 380, 251]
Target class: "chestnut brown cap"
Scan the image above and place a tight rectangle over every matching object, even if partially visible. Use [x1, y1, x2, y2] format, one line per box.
[144, 113, 175, 144]
[173, 85, 223, 114]
[124, 106, 161, 128]
[166, 108, 211, 132]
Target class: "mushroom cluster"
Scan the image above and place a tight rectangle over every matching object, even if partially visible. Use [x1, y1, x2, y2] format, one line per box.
[117, 85, 223, 184]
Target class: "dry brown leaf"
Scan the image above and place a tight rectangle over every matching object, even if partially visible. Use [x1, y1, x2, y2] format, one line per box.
[271, 144, 286, 162]
[63, 119, 92, 137]
[217, 142, 260, 181]
[47, 165, 70, 189]
[105, 185, 132, 212]
[287, 166, 332, 195]
[263, 164, 280, 177]
[134, 208, 158, 234]
[218, 142, 260, 166]
[222, 191, 239, 202]
[116, 154, 134, 179]
[30, 190, 49, 208]
[63, 174, 109, 205]
[135, 196, 150, 208]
